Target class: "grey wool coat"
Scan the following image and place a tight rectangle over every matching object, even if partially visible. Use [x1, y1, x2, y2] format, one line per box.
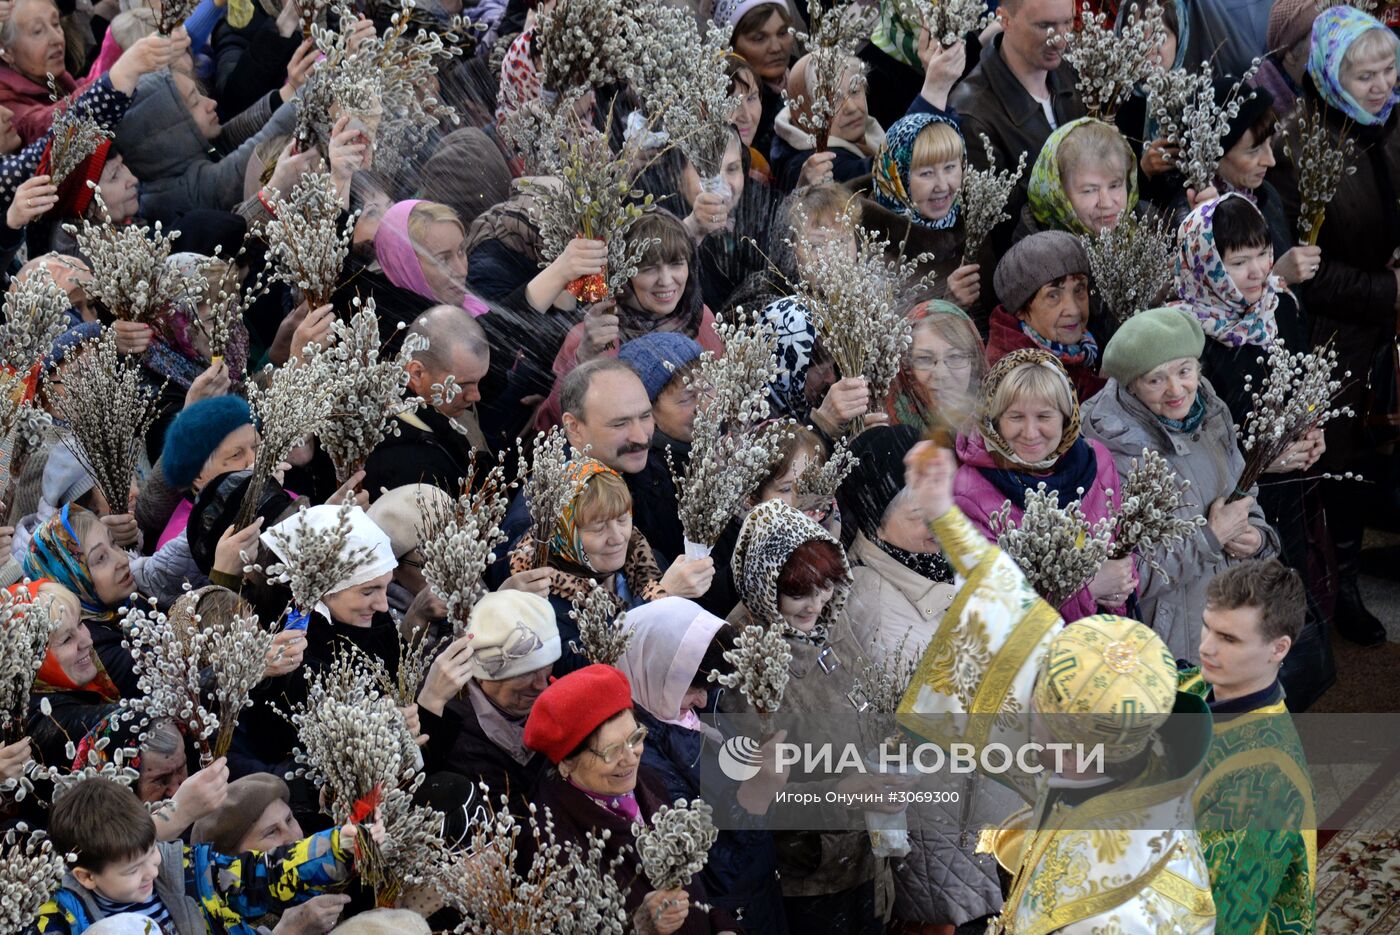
[1080, 377, 1279, 663]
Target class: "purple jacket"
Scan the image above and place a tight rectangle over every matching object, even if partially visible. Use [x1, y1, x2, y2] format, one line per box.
[952, 431, 1133, 623]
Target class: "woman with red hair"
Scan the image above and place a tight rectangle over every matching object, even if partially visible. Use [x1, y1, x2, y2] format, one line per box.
[719, 498, 891, 935]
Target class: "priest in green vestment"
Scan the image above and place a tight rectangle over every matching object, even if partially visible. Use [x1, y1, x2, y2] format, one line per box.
[1182, 559, 1316, 934]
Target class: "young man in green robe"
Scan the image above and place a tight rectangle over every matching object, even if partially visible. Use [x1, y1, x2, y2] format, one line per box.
[1184, 559, 1316, 934]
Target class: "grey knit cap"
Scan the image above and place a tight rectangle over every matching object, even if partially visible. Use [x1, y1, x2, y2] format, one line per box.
[993, 231, 1091, 314]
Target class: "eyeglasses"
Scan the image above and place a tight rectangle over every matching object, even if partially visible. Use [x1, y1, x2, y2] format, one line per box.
[589, 725, 648, 765]
[910, 352, 973, 374]
[475, 622, 544, 678]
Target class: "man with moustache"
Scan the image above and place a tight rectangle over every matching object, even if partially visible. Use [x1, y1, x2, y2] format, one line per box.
[491, 357, 713, 592]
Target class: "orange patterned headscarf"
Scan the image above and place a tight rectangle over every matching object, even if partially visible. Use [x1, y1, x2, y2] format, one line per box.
[12, 580, 121, 701]
[549, 459, 623, 571]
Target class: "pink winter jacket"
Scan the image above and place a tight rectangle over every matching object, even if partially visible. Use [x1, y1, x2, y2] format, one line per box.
[952, 430, 1134, 623]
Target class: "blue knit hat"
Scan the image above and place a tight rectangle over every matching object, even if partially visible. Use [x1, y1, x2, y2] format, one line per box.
[617, 333, 703, 401]
[43, 320, 100, 375]
[161, 395, 254, 489]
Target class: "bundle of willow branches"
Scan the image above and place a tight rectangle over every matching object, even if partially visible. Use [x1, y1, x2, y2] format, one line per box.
[1281, 103, 1357, 246]
[1080, 208, 1176, 323]
[989, 484, 1114, 608]
[54, 331, 163, 513]
[1231, 338, 1353, 502]
[786, 0, 875, 153]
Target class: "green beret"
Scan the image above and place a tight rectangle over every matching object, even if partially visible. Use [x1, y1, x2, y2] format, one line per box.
[1101, 306, 1206, 384]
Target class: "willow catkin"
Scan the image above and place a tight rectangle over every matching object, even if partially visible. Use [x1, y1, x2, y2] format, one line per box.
[435, 791, 632, 934]
[54, 331, 163, 511]
[0, 826, 68, 930]
[671, 307, 795, 549]
[1080, 209, 1176, 324]
[1107, 448, 1207, 580]
[0, 591, 52, 744]
[1064, 0, 1168, 119]
[65, 190, 193, 327]
[990, 483, 1114, 609]
[785, 0, 875, 152]
[302, 301, 426, 483]
[417, 465, 512, 639]
[1145, 59, 1262, 193]
[0, 266, 70, 374]
[257, 171, 353, 310]
[636, 798, 719, 893]
[887, 0, 995, 48]
[960, 135, 1027, 264]
[567, 587, 635, 667]
[263, 503, 379, 619]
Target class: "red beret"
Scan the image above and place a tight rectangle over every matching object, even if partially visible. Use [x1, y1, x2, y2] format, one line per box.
[523, 664, 633, 765]
[44, 137, 112, 220]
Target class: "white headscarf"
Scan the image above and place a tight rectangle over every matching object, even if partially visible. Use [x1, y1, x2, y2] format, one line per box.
[616, 597, 726, 743]
[261, 504, 398, 620]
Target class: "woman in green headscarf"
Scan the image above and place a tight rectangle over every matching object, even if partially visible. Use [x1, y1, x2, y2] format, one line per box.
[883, 299, 986, 432]
[1015, 117, 1140, 240]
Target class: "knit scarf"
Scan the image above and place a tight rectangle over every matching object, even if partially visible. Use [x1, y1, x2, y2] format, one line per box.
[1174, 194, 1280, 348]
[873, 535, 953, 583]
[1155, 393, 1207, 434]
[978, 436, 1099, 510]
[1019, 319, 1100, 368]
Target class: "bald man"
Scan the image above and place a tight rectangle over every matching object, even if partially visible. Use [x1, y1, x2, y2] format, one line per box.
[362, 304, 497, 499]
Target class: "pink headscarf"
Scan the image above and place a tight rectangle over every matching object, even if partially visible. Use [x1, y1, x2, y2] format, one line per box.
[373, 199, 489, 317]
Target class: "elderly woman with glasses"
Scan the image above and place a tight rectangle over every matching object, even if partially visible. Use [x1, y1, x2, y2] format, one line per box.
[523, 664, 740, 935]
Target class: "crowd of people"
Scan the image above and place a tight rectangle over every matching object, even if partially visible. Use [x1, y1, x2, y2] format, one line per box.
[0, 0, 1391, 930]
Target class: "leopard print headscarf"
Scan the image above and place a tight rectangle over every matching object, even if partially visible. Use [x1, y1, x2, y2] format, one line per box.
[733, 499, 851, 643]
[977, 348, 1082, 471]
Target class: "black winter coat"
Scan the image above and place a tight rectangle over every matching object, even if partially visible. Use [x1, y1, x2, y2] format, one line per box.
[1269, 77, 1400, 468]
[635, 707, 785, 934]
[362, 407, 493, 502]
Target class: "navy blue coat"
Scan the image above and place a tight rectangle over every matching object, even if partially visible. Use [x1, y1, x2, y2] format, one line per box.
[635, 706, 787, 934]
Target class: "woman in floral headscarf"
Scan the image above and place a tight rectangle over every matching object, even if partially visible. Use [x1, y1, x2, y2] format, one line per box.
[1017, 117, 1141, 240]
[24, 504, 142, 696]
[509, 458, 714, 674]
[953, 349, 1135, 623]
[1172, 193, 1334, 706]
[863, 111, 985, 315]
[1267, 3, 1400, 648]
